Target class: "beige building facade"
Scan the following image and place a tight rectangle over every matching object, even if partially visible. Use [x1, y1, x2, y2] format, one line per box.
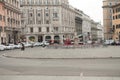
[4, 0, 21, 44]
[0, 0, 5, 44]
[20, 0, 102, 44]
[112, 3, 120, 42]
[20, 0, 75, 44]
[102, 0, 120, 40]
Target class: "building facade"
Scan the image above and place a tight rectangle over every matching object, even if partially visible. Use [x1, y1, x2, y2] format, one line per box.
[0, 0, 5, 44]
[91, 20, 98, 42]
[20, 0, 76, 44]
[102, 0, 120, 40]
[97, 23, 104, 43]
[82, 13, 92, 43]
[20, 0, 103, 44]
[74, 9, 83, 42]
[3, 0, 21, 44]
[112, 3, 120, 42]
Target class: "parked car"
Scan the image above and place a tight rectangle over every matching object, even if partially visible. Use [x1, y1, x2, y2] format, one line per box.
[0, 45, 6, 51]
[14, 44, 22, 49]
[104, 40, 114, 45]
[87, 40, 92, 44]
[5, 45, 12, 50]
[33, 42, 42, 46]
[23, 42, 32, 47]
[41, 41, 49, 46]
[9, 44, 16, 49]
[78, 42, 84, 45]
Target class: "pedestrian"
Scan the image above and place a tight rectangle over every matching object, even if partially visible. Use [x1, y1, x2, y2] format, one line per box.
[21, 43, 25, 51]
[31, 43, 34, 48]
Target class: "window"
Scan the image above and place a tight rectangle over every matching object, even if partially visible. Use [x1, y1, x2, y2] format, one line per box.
[110, 9, 112, 13]
[116, 15, 118, 19]
[113, 25, 115, 32]
[116, 25, 119, 29]
[119, 24, 120, 28]
[30, 13, 33, 17]
[2, 6, 4, 11]
[30, 27, 33, 33]
[110, 16, 112, 19]
[0, 15, 2, 21]
[109, 3, 112, 6]
[38, 13, 40, 17]
[3, 16, 5, 22]
[29, 20, 33, 24]
[46, 27, 49, 32]
[113, 16, 115, 20]
[39, 0, 42, 4]
[45, 0, 49, 4]
[119, 14, 120, 19]
[53, 13, 58, 18]
[54, 27, 58, 32]
[29, 0, 32, 4]
[118, 8, 120, 12]
[38, 27, 41, 32]
[38, 20, 41, 24]
[113, 9, 114, 13]
[46, 20, 49, 24]
[46, 13, 49, 16]
[21, 20, 24, 24]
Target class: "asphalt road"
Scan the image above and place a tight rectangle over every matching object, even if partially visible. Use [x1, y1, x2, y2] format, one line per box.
[0, 53, 120, 76]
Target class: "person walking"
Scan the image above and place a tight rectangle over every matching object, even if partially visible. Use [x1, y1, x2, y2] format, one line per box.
[21, 43, 25, 51]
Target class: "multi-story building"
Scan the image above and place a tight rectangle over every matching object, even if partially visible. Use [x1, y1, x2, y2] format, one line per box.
[3, 0, 21, 44]
[82, 13, 92, 43]
[0, 0, 5, 44]
[91, 20, 98, 42]
[97, 23, 104, 43]
[74, 8, 83, 42]
[112, 3, 120, 42]
[20, 0, 75, 44]
[20, 0, 103, 44]
[102, 0, 120, 40]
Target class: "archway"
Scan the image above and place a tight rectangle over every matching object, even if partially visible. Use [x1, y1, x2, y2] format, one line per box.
[38, 35, 43, 42]
[45, 36, 51, 43]
[29, 36, 35, 42]
[54, 35, 60, 44]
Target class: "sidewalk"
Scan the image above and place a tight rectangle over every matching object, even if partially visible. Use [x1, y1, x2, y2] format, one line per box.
[0, 76, 120, 80]
[3, 46, 120, 59]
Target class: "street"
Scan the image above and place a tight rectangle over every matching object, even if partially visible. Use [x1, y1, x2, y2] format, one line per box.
[0, 50, 120, 76]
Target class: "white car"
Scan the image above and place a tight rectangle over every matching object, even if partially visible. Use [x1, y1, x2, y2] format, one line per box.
[14, 44, 22, 49]
[41, 41, 49, 46]
[23, 42, 32, 47]
[33, 42, 42, 46]
[0, 45, 6, 51]
[9, 44, 16, 49]
[104, 40, 114, 45]
[5, 45, 12, 50]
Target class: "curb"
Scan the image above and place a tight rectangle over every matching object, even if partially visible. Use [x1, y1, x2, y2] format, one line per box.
[3, 55, 120, 60]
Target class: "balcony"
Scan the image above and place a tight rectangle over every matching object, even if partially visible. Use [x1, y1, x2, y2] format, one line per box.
[4, 27, 21, 32]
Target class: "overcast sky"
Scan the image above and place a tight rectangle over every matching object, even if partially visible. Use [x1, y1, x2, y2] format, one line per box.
[69, 0, 103, 24]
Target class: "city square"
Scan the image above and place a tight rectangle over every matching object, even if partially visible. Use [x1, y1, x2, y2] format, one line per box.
[0, 0, 120, 80]
[0, 46, 120, 79]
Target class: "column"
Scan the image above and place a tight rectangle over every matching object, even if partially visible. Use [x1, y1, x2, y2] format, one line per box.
[26, 36, 29, 43]
[51, 35, 54, 43]
[60, 34, 64, 44]
[43, 35, 46, 41]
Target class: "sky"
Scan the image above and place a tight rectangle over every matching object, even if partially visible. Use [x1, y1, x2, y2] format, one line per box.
[69, 0, 103, 24]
